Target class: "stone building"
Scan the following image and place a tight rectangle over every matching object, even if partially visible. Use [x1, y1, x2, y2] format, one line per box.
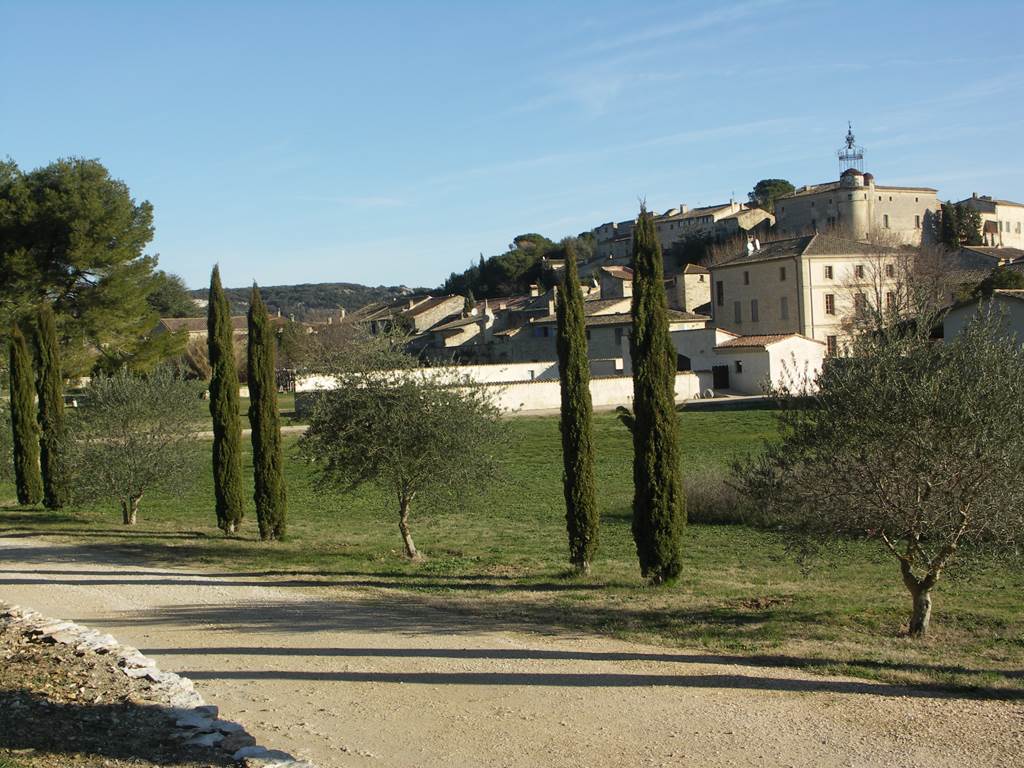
[708, 233, 906, 354]
[774, 169, 938, 244]
[956, 193, 1024, 249]
[774, 126, 938, 244]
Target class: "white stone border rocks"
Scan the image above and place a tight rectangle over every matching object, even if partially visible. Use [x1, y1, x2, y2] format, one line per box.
[0, 601, 316, 768]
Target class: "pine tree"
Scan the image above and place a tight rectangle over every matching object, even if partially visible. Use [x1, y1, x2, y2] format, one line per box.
[629, 207, 685, 583]
[34, 304, 68, 509]
[208, 265, 245, 533]
[8, 324, 43, 505]
[555, 244, 599, 572]
[248, 283, 287, 540]
[464, 289, 476, 314]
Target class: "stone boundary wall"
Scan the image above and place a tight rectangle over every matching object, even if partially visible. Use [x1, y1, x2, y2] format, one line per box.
[0, 601, 314, 768]
[295, 371, 708, 416]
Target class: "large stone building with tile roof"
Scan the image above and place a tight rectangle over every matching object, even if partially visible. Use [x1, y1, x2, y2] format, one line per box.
[708, 233, 910, 353]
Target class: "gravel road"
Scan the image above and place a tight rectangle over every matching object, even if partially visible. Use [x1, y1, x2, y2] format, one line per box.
[0, 536, 1020, 768]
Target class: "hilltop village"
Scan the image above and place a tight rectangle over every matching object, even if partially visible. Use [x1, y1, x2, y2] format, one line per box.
[311, 127, 1024, 401]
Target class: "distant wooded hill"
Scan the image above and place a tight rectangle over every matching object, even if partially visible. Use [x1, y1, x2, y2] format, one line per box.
[188, 282, 429, 321]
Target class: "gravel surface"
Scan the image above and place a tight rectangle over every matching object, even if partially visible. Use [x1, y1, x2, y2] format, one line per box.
[1, 536, 1021, 768]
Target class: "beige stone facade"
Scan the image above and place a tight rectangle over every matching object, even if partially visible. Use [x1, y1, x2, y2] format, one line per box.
[775, 169, 938, 245]
[957, 194, 1024, 248]
[709, 234, 905, 352]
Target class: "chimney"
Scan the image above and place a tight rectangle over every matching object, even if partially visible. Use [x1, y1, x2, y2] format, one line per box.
[680, 204, 688, 214]
[529, 283, 541, 297]
[746, 236, 755, 255]
[754, 238, 761, 252]
[973, 192, 978, 199]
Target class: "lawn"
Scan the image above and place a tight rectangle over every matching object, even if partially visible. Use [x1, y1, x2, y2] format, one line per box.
[1, 408, 1021, 696]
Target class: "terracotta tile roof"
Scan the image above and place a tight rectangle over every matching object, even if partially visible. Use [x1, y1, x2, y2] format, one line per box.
[682, 263, 709, 274]
[715, 334, 824, 350]
[714, 233, 897, 267]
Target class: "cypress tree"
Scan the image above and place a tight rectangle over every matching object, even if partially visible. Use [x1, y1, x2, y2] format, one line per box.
[34, 304, 69, 509]
[8, 324, 43, 505]
[556, 245, 599, 572]
[629, 207, 685, 583]
[247, 283, 287, 540]
[208, 265, 245, 533]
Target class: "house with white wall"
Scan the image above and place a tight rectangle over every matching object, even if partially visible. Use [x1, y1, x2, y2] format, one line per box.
[943, 290, 1024, 343]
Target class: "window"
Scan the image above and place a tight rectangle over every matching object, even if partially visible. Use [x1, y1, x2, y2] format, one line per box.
[848, 193, 853, 200]
[734, 301, 742, 324]
[743, 271, 750, 285]
[779, 266, 786, 281]
[855, 264, 865, 279]
[826, 335, 838, 356]
[614, 328, 624, 346]
[883, 214, 890, 229]
[780, 296, 789, 320]
[885, 263, 895, 278]
[811, 201, 815, 208]
[824, 265, 834, 279]
[854, 293, 867, 312]
[825, 294, 836, 315]
[886, 291, 897, 312]
[750, 299, 759, 322]
[716, 281, 724, 306]
[780, 206, 785, 214]
[734, 360, 743, 374]
[532, 326, 549, 338]
[698, 274, 705, 282]
[915, 215, 921, 229]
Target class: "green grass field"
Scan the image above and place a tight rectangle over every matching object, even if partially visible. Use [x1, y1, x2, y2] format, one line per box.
[1, 409, 1021, 696]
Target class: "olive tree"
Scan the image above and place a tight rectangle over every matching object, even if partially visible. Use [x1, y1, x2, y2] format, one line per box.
[738, 310, 1024, 637]
[298, 361, 504, 560]
[69, 368, 203, 524]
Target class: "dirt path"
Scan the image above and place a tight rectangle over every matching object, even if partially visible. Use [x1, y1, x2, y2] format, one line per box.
[0, 537, 1019, 768]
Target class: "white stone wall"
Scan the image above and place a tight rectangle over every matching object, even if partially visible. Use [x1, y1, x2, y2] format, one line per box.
[944, 295, 1024, 342]
[488, 372, 705, 413]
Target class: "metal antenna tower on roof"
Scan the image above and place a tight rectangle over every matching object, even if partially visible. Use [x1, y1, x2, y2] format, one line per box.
[837, 122, 864, 173]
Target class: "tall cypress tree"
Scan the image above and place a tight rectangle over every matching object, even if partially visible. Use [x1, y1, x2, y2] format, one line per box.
[629, 208, 685, 583]
[34, 304, 68, 509]
[208, 265, 245, 533]
[8, 324, 43, 505]
[556, 245, 599, 572]
[248, 283, 287, 540]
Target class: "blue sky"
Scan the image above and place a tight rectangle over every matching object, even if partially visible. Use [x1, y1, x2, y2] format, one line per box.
[3, 1, 1024, 290]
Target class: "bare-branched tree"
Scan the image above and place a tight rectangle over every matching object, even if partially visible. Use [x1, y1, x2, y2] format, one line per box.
[737, 310, 1024, 637]
[69, 368, 204, 524]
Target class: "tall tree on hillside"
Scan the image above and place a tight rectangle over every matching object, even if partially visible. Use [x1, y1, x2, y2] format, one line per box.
[248, 283, 287, 540]
[208, 265, 245, 533]
[629, 207, 685, 583]
[34, 304, 68, 509]
[939, 202, 961, 248]
[0, 158, 183, 375]
[8, 324, 42, 505]
[556, 244, 599, 573]
[748, 179, 795, 213]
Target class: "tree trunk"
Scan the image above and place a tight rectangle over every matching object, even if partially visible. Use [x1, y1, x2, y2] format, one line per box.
[121, 495, 141, 526]
[909, 587, 932, 637]
[398, 497, 420, 560]
[899, 559, 935, 638]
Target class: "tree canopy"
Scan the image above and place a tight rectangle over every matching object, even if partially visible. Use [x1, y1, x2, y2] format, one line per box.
[748, 179, 795, 213]
[738, 312, 1024, 636]
[299, 356, 504, 560]
[0, 158, 184, 373]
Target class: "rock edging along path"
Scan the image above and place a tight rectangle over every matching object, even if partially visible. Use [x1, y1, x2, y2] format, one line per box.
[1, 601, 315, 768]
[0, 536, 1021, 768]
